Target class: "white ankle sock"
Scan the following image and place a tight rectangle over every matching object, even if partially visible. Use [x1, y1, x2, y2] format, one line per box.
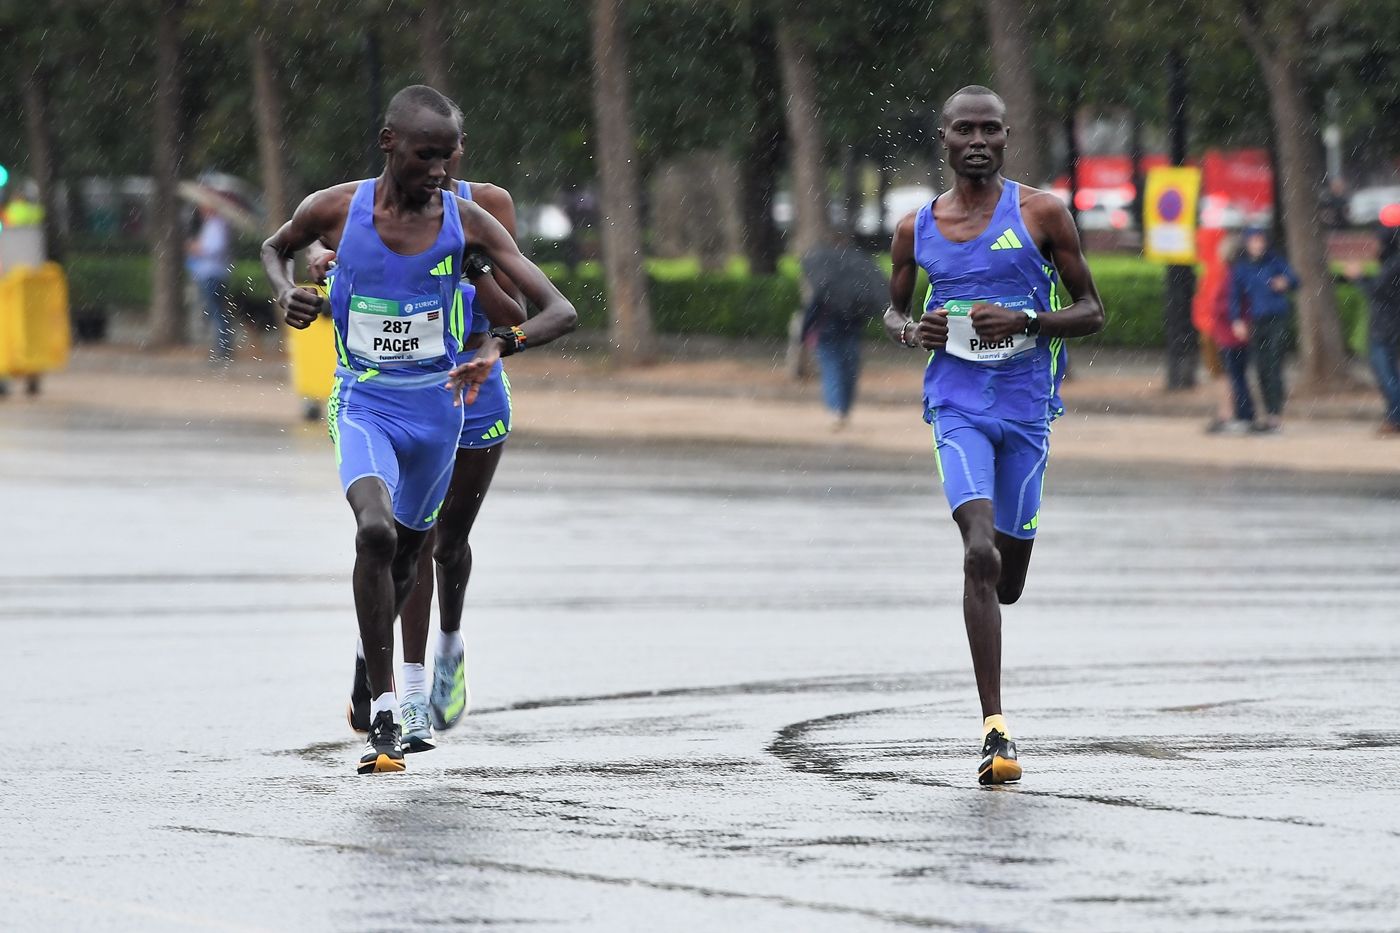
[436, 629, 463, 657]
[401, 663, 427, 699]
[370, 692, 399, 723]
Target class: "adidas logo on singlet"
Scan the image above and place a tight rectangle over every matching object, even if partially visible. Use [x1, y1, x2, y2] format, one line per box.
[429, 256, 454, 276]
[989, 228, 1024, 251]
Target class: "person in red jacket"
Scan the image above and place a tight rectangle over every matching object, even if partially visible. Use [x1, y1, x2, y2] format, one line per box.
[1206, 234, 1255, 433]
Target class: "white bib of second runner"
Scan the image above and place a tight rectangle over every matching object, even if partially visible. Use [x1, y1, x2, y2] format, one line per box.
[941, 297, 1037, 364]
[346, 294, 447, 364]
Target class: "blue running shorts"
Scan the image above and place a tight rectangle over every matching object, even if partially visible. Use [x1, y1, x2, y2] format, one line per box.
[458, 360, 512, 449]
[928, 405, 1051, 539]
[327, 369, 464, 531]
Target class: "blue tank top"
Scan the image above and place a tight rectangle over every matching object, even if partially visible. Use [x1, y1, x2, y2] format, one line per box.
[327, 178, 474, 381]
[914, 180, 1068, 423]
[456, 181, 490, 335]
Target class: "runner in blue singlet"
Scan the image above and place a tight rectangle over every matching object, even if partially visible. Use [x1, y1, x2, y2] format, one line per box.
[305, 137, 528, 754]
[885, 86, 1106, 785]
[262, 85, 577, 774]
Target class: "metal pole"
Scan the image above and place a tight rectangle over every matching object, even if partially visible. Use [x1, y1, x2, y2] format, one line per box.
[1164, 46, 1197, 390]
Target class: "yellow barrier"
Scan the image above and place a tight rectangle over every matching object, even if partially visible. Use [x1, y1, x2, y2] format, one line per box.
[284, 284, 338, 419]
[0, 262, 71, 378]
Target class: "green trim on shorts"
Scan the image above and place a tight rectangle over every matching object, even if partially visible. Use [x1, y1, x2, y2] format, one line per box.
[327, 374, 344, 465]
[930, 415, 945, 482]
[501, 368, 513, 431]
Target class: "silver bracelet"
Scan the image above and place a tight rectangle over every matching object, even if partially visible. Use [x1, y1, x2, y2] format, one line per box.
[899, 319, 916, 347]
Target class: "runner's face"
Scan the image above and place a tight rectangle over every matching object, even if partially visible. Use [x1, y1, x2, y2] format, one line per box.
[384, 111, 462, 205]
[941, 96, 1008, 180]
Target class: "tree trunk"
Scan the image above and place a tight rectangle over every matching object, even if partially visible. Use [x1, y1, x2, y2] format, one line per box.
[249, 20, 289, 231]
[419, 0, 451, 96]
[775, 18, 834, 256]
[148, 1, 186, 347]
[1240, 2, 1347, 387]
[842, 144, 863, 239]
[740, 8, 783, 274]
[364, 23, 386, 177]
[590, 0, 655, 365]
[18, 60, 64, 263]
[1063, 101, 1079, 227]
[982, 0, 1044, 186]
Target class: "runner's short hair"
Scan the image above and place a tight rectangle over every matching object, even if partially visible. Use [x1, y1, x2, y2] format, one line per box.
[941, 85, 1006, 123]
[385, 85, 459, 130]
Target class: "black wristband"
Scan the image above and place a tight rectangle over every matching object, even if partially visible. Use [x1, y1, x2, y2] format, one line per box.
[489, 325, 526, 357]
[463, 247, 493, 280]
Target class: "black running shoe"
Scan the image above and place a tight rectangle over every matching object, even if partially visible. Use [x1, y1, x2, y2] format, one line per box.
[978, 728, 1023, 785]
[347, 653, 370, 734]
[357, 711, 405, 774]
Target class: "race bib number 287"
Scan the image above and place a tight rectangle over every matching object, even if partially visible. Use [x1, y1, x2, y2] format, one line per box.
[346, 294, 447, 364]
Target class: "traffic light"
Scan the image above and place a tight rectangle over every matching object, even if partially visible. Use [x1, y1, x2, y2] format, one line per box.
[0, 163, 9, 188]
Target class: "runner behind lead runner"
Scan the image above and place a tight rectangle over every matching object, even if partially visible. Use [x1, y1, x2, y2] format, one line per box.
[885, 85, 1105, 785]
[261, 85, 577, 774]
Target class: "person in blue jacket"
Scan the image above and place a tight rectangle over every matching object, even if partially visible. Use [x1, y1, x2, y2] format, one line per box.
[1229, 228, 1297, 432]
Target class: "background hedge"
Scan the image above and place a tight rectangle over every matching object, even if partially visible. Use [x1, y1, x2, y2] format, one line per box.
[64, 252, 1370, 353]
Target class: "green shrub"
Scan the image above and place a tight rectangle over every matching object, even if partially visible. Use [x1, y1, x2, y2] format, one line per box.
[1085, 265, 1166, 347]
[66, 254, 152, 310]
[59, 251, 1375, 354]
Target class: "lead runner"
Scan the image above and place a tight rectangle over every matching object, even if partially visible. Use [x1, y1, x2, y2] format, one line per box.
[885, 85, 1106, 785]
[262, 85, 577, 773]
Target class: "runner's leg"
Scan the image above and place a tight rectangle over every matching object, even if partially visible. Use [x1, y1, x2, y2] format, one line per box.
[991, 418, 1049, 606]
[401, 525, 438, 667]
[435, 444, 507, 637]
[347, 476, 404, 701]
[952, 499, 1003, 718]
[995, 534, 1034, 606]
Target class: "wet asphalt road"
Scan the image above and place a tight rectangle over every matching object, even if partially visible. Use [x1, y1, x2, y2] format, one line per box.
[2, 408, 1399, 932]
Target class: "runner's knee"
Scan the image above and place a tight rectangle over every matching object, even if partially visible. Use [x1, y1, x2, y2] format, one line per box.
[355, 517, 397, 562]
[434, 529, 472, 568]
[997, 579, 1025, 605]
[964, 540, 1002, 586]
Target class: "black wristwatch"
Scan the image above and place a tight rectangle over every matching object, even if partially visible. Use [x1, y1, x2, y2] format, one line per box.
[1022, 309, 1041, 336]
[489, 325, 527, 357]
[463, 247, 494, 280]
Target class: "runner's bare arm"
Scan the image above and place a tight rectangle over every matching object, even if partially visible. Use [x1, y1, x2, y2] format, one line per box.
[888, 211, 947, 350]
[969, 192, 1106, 341]
[465, 183, 528, 327]
[261, 188, 352, 328]
[444, 200, 578, 404]
[1026, 192, 1105, 339]
[305, 240, 336, 283]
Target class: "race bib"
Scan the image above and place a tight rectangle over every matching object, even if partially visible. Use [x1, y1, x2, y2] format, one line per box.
[346, 294, 447, 364]
[941, 297, 1037, 363]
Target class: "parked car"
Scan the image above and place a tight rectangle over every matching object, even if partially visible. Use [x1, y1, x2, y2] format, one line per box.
[1349, 186, 1400, 226]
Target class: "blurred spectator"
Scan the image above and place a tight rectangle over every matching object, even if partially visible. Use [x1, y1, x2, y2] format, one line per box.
[1193, 228, 1228, 408]
[1319, 177, 1349, 230]
[1, 194, 44, 229]
[1203, 233, 1255, 434]
[1345, 227, 1400, 436]
[185, 204, 234, 364]
[799, 238, 887, 429]
[1230, 228, 1297, 432]
[560, 182, 597, 272]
